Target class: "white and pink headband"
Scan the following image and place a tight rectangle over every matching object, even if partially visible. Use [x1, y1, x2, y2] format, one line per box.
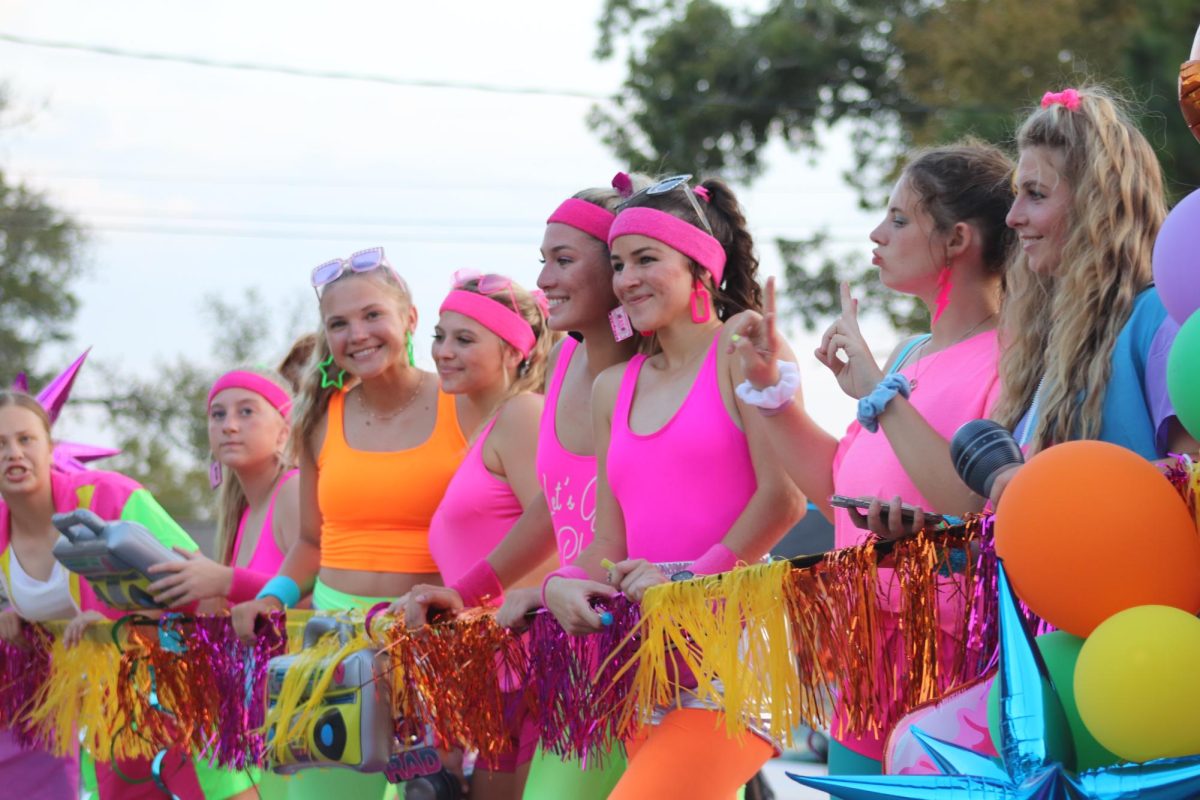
[546, 198, 616, 243]
[608, 207, 727, 286]
[440, 291, 537, 358]
[207, 371, 292, 419]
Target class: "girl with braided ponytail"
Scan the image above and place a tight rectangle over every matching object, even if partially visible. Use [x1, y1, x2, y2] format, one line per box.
[543, 175, 804, 799]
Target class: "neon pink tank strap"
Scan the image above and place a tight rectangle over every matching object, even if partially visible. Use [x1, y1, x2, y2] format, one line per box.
[611, 353, 649, 437]
[544, 337, 578, 426]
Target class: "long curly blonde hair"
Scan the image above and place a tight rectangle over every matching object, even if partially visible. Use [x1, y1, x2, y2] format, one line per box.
[992, 87, 1166, 453]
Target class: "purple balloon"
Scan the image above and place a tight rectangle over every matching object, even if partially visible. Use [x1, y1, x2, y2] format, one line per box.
[1153, 188, 1200, 325]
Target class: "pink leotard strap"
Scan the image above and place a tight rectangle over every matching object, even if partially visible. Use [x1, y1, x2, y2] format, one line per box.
[606, 334, 756, 562]
[535, 338, 599, 566]
[228, 469, 298, 602]
[427, 418, 523, 590]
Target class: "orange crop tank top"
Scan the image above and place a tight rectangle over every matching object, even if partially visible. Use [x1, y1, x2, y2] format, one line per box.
[317, 387, 467, 573]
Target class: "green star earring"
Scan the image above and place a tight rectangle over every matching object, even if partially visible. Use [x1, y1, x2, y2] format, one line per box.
[317, 354, 347, 389]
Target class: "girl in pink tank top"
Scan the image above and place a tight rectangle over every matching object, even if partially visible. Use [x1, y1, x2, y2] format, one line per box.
[395, 271, 556, 800]
[729, 145, 1016, 770]
[148, 368, 300, 607]
[543, 175, 804, 800]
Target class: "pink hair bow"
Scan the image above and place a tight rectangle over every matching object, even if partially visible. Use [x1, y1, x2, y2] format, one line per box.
[530, 289, 550, 317]
[1041, 88, 1081, 111]
[693, 185, 711, 202]
[612, 171, 634, 198]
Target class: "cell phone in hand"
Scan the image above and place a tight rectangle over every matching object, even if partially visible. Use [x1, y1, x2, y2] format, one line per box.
[829, 495, 946, 528]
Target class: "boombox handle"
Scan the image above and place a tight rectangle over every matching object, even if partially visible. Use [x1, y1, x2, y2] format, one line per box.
[302, 615, 358, 649]
[52, 509, 108, 543]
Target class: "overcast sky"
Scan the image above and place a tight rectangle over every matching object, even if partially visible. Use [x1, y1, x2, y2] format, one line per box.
[2, 0, 894, 448]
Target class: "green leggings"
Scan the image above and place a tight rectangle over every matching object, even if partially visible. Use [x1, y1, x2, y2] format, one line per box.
[521, 746, 626, 799]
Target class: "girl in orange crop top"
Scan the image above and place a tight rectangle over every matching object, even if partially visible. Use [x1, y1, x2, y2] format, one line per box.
[230, 247, 473, 800]
[232, 247, 471, 635]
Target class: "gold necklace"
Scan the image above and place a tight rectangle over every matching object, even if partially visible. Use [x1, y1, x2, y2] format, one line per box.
[905, 313, 995, 392]
[356, 372, 425, 426]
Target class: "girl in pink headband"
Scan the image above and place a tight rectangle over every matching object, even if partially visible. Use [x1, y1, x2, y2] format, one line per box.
[397, 182, 647, 799]
[147, 368, 299, 608]
[395, 270, 556, 799]
[544, 176, 804, 799]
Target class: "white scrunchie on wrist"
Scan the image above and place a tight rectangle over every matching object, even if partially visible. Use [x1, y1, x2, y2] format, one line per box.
[735, 360, 800, 411]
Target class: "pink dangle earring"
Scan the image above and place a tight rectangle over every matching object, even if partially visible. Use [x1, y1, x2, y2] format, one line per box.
[690, 281, 712, 324]
[608, 306, 633, 342]
[932, 266, 952, 323]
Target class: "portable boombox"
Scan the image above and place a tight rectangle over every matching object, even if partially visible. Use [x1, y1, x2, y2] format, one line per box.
[265, 615, 394, 774]
[51, 509, 185, 610]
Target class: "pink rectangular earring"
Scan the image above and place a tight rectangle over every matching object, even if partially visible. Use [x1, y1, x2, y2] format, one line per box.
[609, 306, 634, 342]
[209, 459, 223, 489]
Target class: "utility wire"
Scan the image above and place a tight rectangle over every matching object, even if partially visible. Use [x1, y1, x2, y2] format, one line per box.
[0, 32, 609, 101]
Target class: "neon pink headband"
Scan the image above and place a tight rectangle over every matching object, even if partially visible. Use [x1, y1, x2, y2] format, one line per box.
[608, 207, 727, 286]
[546, 198, 616, 243]
[207, 371, 292, 419]
[440, 290, 536, 357]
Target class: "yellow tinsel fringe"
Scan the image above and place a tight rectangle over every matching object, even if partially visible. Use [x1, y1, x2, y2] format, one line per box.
[25, 628, 124, 759]
[263, 616, 375, 764]
[621, 560, 808, 745]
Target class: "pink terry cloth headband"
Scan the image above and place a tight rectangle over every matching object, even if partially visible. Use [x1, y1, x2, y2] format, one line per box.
[207, 371, 292, 419]
[608, 206, 727, 286]
[546, 198, 616, 243]
[440, 290, 536, 358]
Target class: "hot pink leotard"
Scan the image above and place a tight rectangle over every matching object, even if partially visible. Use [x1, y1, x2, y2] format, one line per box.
[427, 418, 524, 589]
[606, 334, 756, 562]
[535, 337, 599, 566]
[227, 469, 298, 602]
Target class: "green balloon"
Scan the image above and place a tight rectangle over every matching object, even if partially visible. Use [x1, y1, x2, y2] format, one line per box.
[1167, 311, 1200, 441]
[987, 631, 1121, 771]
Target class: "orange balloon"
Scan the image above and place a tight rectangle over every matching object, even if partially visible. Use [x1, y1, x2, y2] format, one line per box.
[994, 440, 1200, 637]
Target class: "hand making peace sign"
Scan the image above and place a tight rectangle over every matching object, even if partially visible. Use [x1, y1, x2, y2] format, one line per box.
[815, 282, 885, 400]
[727, 276, 785, 389]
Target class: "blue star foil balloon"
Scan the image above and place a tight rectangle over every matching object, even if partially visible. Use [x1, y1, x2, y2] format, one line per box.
[789, 562, 1200, 800]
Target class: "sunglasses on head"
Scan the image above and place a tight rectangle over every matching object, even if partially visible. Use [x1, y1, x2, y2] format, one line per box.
[621, 173, 714, 236]
[450, 268, 520, 309]
[311, 247, 407, 298]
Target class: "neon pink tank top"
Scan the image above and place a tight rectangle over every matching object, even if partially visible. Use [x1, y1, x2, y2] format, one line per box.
[227, 469, 297, 602]
[427, 418, 523, 588]
[606, 334, 756, 562]
[535, 338, 598, 566]
[233, 469, 297, 573]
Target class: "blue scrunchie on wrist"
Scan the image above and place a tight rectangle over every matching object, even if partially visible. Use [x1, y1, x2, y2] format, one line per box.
[856, 374, 912, 433]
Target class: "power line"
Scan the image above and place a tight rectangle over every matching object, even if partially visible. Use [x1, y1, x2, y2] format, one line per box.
[0, 32, 609, 101]
[1, 218, 867, 245]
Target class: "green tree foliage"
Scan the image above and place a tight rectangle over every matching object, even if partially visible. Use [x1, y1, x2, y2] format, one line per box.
[594, 0, 1199, 331]
[0, 91, 86, 380]
[92, 289, 308, 521]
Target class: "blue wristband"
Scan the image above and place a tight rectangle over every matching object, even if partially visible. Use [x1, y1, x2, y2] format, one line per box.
[256, 575, 301, 609]
[856, 374, 912, 433]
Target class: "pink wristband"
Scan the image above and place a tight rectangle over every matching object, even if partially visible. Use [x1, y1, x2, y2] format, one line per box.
[688, 543, 741, 576]
[540, 565, 589, 607]
[228, 567, 271, 604]
[451, 559, 505, 608]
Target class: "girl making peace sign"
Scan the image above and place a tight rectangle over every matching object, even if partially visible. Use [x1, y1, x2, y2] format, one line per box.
[730, 143, 1017, 774]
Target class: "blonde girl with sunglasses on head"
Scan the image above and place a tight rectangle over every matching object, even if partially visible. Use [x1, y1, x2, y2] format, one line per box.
[231, 247, 472, 799]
